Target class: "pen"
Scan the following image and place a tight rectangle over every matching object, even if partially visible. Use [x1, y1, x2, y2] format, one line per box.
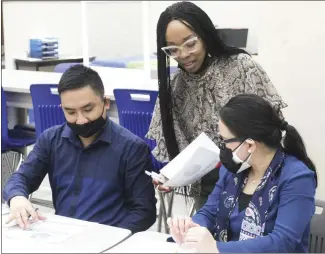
[145, 170, 166, 183]
[28, 207, 39, 219]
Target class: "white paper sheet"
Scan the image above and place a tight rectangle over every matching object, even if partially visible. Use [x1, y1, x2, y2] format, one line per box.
[2, 204, 10, 215]
[4, 219, 86, 243]
[161, 132, 220, 187]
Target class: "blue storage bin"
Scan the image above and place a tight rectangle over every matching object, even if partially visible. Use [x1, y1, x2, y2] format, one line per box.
[29, 38, 59, 59]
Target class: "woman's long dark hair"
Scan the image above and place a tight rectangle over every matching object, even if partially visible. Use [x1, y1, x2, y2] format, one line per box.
[157, 1, 248, 161]
[220, 94, 318, 186]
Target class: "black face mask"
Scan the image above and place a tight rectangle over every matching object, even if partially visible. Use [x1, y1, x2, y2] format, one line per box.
[219, 145, 243, 174]
[67, 105, 106, 138]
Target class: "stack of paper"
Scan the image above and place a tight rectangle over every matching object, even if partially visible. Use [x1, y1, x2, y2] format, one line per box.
[161, 132, 220, 187]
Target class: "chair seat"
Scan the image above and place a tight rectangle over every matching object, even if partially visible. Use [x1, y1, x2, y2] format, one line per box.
[6, 129, 36, 148]
[14, 124, 36, 133]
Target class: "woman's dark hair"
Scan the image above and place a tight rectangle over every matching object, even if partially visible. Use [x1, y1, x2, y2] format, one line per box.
[220, 94, 318, 186]
[156, 1, 249, 161]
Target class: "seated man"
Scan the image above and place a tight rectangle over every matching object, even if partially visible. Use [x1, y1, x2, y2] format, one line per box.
[3, 65, 157, 233]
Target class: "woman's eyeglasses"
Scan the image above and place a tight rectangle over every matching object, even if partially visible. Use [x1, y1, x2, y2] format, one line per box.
[161, 37, 199, 58]
[218, 136, 246, 150]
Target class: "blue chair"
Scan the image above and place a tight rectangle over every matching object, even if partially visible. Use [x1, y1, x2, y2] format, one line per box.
[53, 63, 82, 73]
[113, 88, 165, 171]
[113, 88, 171, 233]
[1, 87, 36, 154]
[2, 87, 35, 203]
[31, 63, 79, 127]
[30, 84, 66, 138]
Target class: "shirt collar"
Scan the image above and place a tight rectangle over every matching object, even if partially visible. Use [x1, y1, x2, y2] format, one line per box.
[62, 117, 113, 145]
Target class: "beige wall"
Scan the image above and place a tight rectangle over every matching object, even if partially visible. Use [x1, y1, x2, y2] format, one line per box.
[3, 1, 260, 67]
[257, 1, 325, 199]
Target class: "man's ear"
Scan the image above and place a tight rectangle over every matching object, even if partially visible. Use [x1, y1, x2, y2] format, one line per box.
[104, 97, 110, 110]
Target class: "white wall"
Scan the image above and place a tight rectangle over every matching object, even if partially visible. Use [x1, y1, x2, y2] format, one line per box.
[86, 1, 143, 59]
[3, 1, 259, 64]
[257, 1, 325, 199]
[148, 1, 261, 53]
[3, 1, 82, 69]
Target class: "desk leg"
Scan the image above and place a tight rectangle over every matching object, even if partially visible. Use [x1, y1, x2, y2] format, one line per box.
[17, 108, 28, 125]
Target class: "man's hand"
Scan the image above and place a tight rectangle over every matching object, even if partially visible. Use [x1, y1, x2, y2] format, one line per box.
[182, 226, 219, 253]
[6, 196, 46, 229]
[167, 216, 200, 244]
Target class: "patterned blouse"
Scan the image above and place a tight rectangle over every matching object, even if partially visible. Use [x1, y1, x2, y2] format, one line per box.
[146, 53, 287, 196]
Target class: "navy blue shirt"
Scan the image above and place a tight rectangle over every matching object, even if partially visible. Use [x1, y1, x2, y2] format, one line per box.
[3, 118, 157, 233]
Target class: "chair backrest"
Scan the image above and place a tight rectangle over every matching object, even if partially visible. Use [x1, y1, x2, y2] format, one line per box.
[309, 199, 325, 253]
[113, 89, 165, 170]
[1, 87, 9, 151]
[30, 84, 66, 138]
[53, 63, 82, 73]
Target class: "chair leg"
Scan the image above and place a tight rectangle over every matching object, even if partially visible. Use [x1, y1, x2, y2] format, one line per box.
[188, 201, 196, 217]
[158, 191, 169, 233]
[11, 152, 16, 173]
[157, 200, 163, 232]
[167, 190, 174, 219]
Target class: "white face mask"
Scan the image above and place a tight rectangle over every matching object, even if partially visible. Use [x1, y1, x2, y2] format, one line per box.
[232, 141, 252, 173]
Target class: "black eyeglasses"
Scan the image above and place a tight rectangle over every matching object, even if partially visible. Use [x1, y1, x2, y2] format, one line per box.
[218, 137, 246, 150]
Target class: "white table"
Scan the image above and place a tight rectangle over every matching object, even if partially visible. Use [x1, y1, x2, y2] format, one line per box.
[105, 231, 178, 253]
[2, 213, 131, 253]
[14, 56, 96, 71]
[2, 67, 158, 126]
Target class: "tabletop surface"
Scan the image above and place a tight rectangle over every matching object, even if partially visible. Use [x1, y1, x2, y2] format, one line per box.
[2, 213, 131, 253]
[105, 231, 178, 253]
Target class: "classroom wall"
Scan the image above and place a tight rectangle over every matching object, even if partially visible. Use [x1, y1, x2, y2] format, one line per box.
[3, 1, 82, 69]
[257, 1, 325, 199]
[86, 1, 143, 59]
[3, 1, 259, 67]
[148, 1, 261, 53]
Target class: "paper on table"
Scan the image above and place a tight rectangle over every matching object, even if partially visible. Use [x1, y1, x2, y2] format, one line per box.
[2, 204, 10, 215]
[161, 132, 220, 187]
[4, 219, 86, 243]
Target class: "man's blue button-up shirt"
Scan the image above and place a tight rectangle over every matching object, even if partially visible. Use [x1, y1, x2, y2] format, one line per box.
[4, 118, 157, 233]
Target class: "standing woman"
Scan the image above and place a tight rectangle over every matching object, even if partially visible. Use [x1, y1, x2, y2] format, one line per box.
[147, 1, 287, 209]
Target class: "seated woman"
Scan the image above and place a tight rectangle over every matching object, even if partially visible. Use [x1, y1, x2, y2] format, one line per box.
[168, 94, 317, 253]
